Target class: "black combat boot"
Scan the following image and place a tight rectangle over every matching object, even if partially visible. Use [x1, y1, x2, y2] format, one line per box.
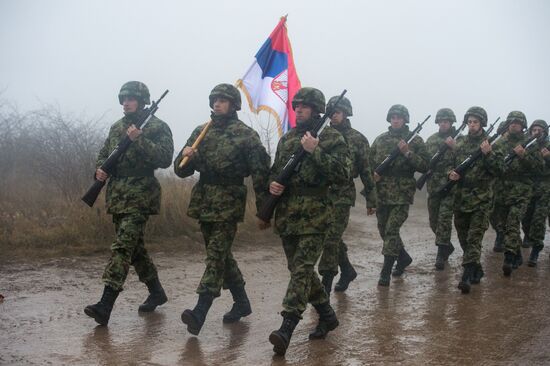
[471, 263, 484, 285]
[222, 285, 252, 323]
[528, 246, 542, 267]
[435, 245, 446, 270]
[378, 256, 396, 287]
[502, 252, 515, 277]
[181, 294, 214, 335]
[392, 248, 412, 277]
[309, 302, 339, 340]
[269, 314, 300, 356]
[512, 251, 523, 269]
[138, 277, 168, 312]
[522, 235, 532, 248]
[458, 263, 475, 294]
[493, 232, 504, 252]
[84, 286, 120, 325]
[334, 254, 357, 292]
[321, 274, 335, 297]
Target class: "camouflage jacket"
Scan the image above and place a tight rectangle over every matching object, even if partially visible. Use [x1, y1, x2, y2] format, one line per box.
[452, 130, 504, 213]
[370, 126, 429, 205]
[493, 132, 543, 205]
[425, 127, 459, 194]
[97, 114, 174, 215]
[532, 139, 550, 196]
[329, 119, 377, 208]
[174, 112, 270, 223]
[270, 118, 351, 236]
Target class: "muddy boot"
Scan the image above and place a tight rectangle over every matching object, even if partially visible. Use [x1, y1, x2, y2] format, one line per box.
[309, 302, 339, 340]
[138, 278, 168, 312]
[84, 286, 120, 325]
[334, 254, 357, 292]
[321, 274, 335, 297]
[378, 256, 396, 287]
[458, 263, 475, 294]
[445, 242, 455, 260]
[502, 252, 515, 277]
[269, 314, 299, 356]
[528, 246, 542, 267]
[512, 251, 523, 269]
[435, 245, 447, 271]
[493, 232, 504, 252]
[522, 236, 532, 248]
[392, 248, 412, 277]
[471, 263, 484, 285]
[223, 285, 252, 323]
[181, 294, 214, 335]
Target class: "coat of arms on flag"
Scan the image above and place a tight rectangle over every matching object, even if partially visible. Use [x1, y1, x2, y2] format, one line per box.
[237, 15, 301, 136]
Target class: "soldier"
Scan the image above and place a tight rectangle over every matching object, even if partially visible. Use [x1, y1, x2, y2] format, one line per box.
[425, 108, 459, 270]
[523, 120, 550, 266]
[371, 104, 429, 287]
[449, 107, 503, 293]
[84, 81, 174, 325]
[174, 84, 270, 335]
[490, 120, 511, 252]
[317, 96, 377, 295]
[265, 87, 350, 355]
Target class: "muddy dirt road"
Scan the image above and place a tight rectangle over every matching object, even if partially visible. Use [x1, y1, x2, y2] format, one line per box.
[2, 203, 550, 365]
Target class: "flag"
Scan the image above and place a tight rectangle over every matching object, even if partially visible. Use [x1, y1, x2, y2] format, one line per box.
[237, 15, 301, 136]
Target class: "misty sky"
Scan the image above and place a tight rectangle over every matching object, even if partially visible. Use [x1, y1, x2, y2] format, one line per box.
[1, 0, 549, 150]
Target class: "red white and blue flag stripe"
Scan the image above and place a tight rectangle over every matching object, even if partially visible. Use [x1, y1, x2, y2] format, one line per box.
[238, 16, 301, 135]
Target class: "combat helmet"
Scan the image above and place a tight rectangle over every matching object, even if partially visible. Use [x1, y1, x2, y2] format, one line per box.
[464, 106, 488, 127]
[506, 111, 527, 129]
[529, 119, 548, 136]
[118, 81, 150, 105]
[435, 108, 456, 124]
[209, 84, 242, 111]
[327, 96, 353, 116]
[292, 87, 326, 114]
[386, 104, 409, 123]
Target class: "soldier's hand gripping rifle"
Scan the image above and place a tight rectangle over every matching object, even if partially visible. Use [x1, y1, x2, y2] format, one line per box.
[503, 133, 539, 166]
[374, 115, 431, 176]
[437, 117, 502, 196]
[81, 90, 169, 207]
[416, 120, 468, 190]
[256, 89, 347, 223]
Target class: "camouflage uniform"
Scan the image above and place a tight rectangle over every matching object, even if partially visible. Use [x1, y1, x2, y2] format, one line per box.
[317, 97, 376, 292]
[370, 109, 429, 258]
[98, 98, 174, 291]
[174, 113, 270, 298]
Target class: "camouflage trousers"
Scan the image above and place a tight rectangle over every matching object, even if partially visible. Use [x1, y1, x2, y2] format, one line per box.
[318, 205, 351, 276]
[376, 204, 410, 257]
[281, 234, 329, 319]
[197, 221, 245, 297]
[492, 199, 529, 255]
[427, 193, 454, 247]
[454, 209, 489, 266]
[102, 213, 158, 291]
[522, 192, 550, 249]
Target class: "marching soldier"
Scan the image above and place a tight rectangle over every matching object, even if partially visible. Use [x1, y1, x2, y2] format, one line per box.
[370, 104, 429, 287]
[424, 108, 459, 270]
[449, 107, 504, 293]
[318, 96, 377, 295]
[265, 87, 350, 355]
[174, 84, 270, 335]
[84, 81, 174, 325]
[523, 120, 550, 266]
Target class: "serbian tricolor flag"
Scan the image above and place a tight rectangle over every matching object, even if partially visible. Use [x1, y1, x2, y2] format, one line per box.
[237, 15, 301, 136]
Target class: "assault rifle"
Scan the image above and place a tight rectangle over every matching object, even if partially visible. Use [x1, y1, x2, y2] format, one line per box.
[416, 120, 469, 190]
[81, 90, 169, 207]
[437, 117, 502, 196]
[374, 115, 431, 176]
[503, 133, 539, 166]
[256, 89, 347, 222]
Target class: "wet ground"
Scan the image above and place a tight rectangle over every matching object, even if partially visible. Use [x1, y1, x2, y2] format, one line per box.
[2, 203, 550, 365]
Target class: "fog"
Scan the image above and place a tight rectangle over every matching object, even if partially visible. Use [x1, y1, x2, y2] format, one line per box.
[1, 0, 549, 149]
